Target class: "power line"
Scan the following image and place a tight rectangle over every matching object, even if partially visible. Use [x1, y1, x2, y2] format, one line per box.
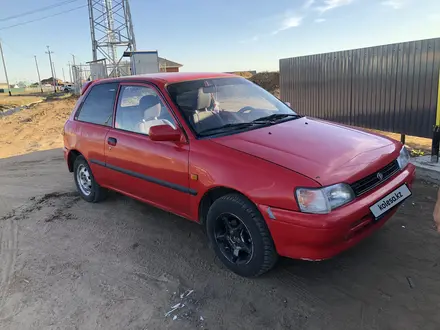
[0, 39, 32, 59]
[0, 4, 87, 31]
[0, 0, 81, 23]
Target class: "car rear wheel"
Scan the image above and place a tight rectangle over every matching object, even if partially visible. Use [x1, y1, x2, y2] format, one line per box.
[73, 156, 106, 203]
[206, 193, 278, 277]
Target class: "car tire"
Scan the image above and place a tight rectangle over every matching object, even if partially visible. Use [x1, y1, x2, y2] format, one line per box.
[206, 193, 278, 277]
[73, 156, 107, 203]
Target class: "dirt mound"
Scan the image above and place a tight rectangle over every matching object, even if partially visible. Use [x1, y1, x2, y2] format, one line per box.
[230, 71, 254, 79]
[248, 71, 279, 96]
[0, 96, 77, 159]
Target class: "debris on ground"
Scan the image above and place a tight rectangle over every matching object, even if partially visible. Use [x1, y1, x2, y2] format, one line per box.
[407, 276, 415, 289]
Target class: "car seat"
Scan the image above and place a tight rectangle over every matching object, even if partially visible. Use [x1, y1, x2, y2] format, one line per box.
[138, 95, 175, 134]
[192, 88, 224, 132]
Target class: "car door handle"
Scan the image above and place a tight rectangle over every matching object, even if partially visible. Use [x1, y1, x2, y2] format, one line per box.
[107, 137, 117, 146]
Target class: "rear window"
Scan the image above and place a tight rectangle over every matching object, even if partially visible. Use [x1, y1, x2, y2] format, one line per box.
[75, 83, 118, 126]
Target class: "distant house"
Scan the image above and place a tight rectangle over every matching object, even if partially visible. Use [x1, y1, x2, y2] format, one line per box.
[122, 52, 183, 74]
[41, 77, 63, 86]
[16, 81, 27, 88]
[0, 82, 10, 93]
[158, 57, 183, 73]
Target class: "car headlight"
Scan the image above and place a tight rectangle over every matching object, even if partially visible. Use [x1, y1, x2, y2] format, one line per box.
[397, 145, 410, 169]
[295, 183, 355, 214]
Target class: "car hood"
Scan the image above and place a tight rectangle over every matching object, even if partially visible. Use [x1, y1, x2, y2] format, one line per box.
[212, 117, 400, 186]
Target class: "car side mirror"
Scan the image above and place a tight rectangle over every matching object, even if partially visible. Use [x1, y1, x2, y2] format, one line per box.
[149, 125, 183, 142]
[284, 101, 291, 107]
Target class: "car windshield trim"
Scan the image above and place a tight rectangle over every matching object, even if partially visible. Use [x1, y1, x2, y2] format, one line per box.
[251, 113, 302, 124]
[198, 122, 261, 136]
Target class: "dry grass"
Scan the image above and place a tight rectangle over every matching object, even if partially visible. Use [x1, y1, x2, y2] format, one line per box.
[366, 129, 431, 156]
[0, 94, 44, 111]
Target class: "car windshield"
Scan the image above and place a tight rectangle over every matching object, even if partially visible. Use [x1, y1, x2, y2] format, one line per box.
[167, 77, 299, 137]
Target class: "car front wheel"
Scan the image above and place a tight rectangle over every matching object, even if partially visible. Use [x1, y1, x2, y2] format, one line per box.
[73, 156, 106, 203]
[206, 193, 278, 277]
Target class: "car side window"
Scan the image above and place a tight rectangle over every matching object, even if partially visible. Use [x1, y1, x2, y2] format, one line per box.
[75, 83, 118, 126]
[115, 85, 176, 135]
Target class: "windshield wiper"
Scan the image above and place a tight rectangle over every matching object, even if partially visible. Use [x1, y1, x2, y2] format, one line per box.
[198, 122, 257, 136]
[197, 114, 301, 136]
[252, 113, 301, 123]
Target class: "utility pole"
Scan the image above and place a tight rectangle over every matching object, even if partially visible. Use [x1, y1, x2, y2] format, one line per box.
[34, 55, 43, 93]
[71, 54, 78, 93]
[62, 67, 66, 83]
[68, 62, 73, 82]
[0, 40, 11, 96]
[52, 62, 58, 91]
[45, 46, 56, 93]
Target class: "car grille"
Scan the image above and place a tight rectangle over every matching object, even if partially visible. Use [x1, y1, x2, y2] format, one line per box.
[350, 160, 400, 196]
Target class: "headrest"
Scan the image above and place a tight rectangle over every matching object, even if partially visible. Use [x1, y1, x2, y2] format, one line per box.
[139, 94, 160, 109]
[176, 91, 195, 108]
[196, 88, 212, 110]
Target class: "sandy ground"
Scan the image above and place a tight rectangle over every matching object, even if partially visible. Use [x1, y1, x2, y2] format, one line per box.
[0, 149, 440, 330]
[0, 97, 77, 159]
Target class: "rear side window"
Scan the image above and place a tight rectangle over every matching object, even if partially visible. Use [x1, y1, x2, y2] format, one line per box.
[75, 83, 118, 126]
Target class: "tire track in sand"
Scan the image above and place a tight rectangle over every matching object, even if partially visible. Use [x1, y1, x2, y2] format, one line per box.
[0, 218, 18, 319]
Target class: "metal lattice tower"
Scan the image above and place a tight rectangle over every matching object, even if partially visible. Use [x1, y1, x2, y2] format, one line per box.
[87, 0, 136, 77]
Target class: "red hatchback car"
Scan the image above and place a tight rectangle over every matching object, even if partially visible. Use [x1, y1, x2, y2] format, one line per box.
[63, 72, 416, 277]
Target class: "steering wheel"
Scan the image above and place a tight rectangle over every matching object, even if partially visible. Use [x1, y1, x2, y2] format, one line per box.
[237, 106, 257, 121]
[238, 106, 256, 115]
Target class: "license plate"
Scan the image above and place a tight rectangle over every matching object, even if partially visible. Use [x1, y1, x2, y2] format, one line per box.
[369, 184, 412, 218]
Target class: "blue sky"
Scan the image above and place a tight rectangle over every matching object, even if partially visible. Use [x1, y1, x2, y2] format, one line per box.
[0, 0, 439, 83]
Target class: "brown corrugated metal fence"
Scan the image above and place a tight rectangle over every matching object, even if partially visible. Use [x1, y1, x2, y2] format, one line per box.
[280, 37, 440, 138]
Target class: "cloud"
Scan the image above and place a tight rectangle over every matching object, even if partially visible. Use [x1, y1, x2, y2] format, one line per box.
[272, 15, 303, 35]
[381, 0, 405, 9]
[303, 0, 315, 9]
[317, 0, 354, 13]
[315, 18, 326, 23]
[241, 10, 303, 43]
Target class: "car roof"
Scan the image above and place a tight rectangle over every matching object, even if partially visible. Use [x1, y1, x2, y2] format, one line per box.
[93, 72, 238, 85]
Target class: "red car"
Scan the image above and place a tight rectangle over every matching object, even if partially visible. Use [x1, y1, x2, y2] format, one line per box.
[63, 72, 416, 277]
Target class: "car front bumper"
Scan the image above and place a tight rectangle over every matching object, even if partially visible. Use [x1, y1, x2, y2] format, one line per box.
[258, 164, 416, 261]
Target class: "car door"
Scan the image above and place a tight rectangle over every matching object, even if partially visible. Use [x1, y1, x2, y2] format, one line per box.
[103, 83, 192, 218]
[73, 82, 119, 186]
